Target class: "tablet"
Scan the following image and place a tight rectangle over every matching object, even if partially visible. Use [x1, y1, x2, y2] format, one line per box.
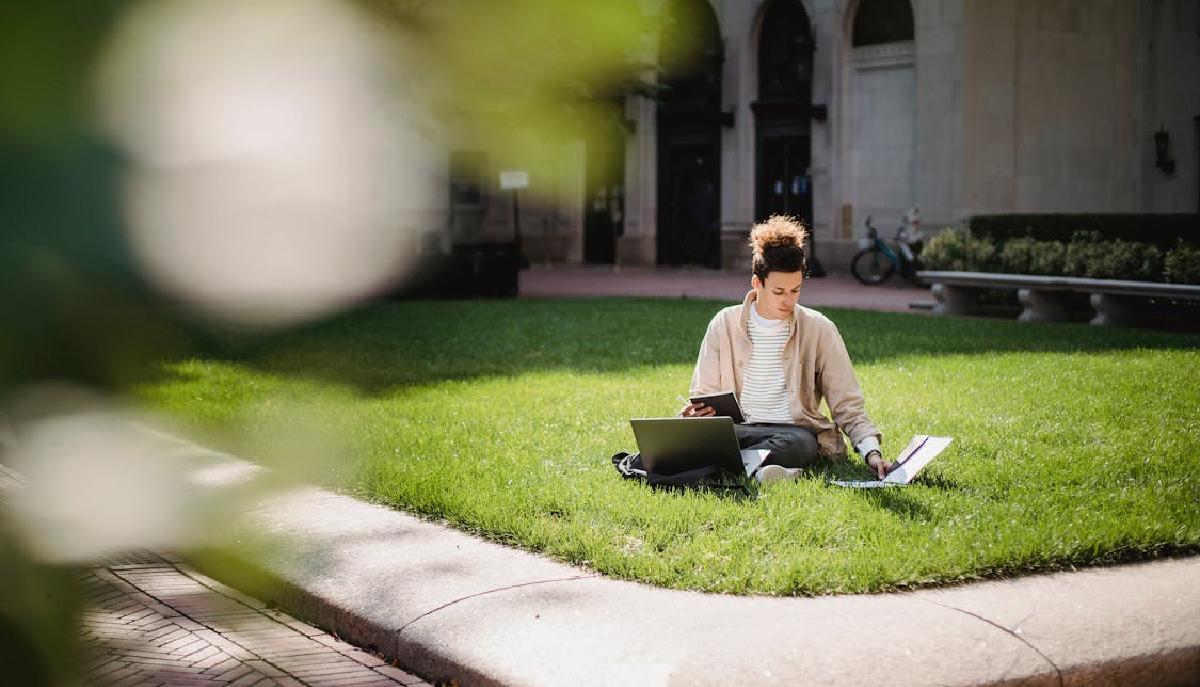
[689, 391, 745, 424]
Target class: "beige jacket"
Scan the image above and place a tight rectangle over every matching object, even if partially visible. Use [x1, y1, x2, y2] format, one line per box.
[689, 290, 880, 460]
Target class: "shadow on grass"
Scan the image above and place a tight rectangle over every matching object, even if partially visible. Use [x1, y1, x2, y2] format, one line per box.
[613, 476, 759, 503]
[856, 488, 932, 521]
[811, 464, 969, 521]
[151, 298, 1200, 396]
[910, 474, 969, 492]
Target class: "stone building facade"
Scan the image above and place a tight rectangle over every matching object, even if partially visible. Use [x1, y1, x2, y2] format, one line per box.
[443, 0, 1199, 272]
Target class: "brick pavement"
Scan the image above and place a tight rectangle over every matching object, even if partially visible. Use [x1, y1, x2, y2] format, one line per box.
[0, 438, 432, 687]
[81, 551, 432, 687]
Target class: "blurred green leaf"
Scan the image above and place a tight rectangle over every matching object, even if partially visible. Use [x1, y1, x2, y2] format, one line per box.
[0, 1, 128, 142]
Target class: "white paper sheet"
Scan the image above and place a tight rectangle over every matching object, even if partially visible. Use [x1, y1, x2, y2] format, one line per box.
[740, 448, 771, 477]
[830, 435, 953, 488]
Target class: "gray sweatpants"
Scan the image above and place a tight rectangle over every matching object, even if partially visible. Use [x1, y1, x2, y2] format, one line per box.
[734, 424, 821, 474]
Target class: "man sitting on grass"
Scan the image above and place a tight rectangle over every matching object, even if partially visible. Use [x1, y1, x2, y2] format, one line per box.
[679, 216, 891, 483]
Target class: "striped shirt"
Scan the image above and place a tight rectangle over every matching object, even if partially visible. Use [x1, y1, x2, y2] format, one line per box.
[741, 305, 793, 423]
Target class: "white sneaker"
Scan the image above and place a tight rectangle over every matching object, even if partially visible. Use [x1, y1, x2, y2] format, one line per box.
[756, 464, 802, 484]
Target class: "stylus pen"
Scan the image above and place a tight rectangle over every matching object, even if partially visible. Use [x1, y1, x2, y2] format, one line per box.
[887, 436, 931, 473]
[676, 395, 692, 415]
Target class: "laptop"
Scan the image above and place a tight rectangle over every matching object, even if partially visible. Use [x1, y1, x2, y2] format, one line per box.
[630, 417, 745, 476]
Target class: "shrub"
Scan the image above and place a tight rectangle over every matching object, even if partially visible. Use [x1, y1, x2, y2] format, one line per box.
[927, 228, 1168, 280]
[997, 238, 1066, 275]
[970, 213, 1200, 249]
[1164, 241, 1200, 285]
[921, 226, 996, 272]
[1063, 231, 1163, 282]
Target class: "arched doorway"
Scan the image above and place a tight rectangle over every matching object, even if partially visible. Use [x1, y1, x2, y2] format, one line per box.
[752, 0, 816, 228]
[656, 0, 723, 268]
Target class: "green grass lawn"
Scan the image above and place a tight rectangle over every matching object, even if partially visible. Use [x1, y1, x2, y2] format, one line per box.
[138, 299, 1200, 595]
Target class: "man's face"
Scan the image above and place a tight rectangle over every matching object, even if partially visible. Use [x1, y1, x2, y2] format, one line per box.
[752, 271, 803, 319]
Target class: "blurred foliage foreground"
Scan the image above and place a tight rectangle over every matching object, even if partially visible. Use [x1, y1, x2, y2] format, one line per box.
[1, 0, 687, 683]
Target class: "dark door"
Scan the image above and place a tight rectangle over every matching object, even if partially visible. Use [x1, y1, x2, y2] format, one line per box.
[660, 141, 719, 266]
[584, 135, 624, 264]
[758, 135, 812, 221]
[753, 0, 815, 226]
[656, 0, 723, 268]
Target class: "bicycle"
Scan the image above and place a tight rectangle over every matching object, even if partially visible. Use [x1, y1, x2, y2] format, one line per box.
[850, 214, 923, 286]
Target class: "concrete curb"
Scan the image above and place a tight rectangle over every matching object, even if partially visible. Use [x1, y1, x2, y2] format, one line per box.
[199, 456, 1200, 687]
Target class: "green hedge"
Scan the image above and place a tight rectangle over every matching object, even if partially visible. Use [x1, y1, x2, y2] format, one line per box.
[921, 228, 997, 272]
[1061, 231, 1164, 281]
[997, 237, 1065, 276]
[1165, 241, 1200, 285]
[922, 227, 1200, 284]
[969, 214, 1200, 250]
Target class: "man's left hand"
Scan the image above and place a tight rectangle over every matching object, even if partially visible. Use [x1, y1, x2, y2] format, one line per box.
[866, 451, 892, 479]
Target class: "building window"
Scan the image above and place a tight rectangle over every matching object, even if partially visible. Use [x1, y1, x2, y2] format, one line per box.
[851, 0, 914, 47]
[758, 0, 814, 102]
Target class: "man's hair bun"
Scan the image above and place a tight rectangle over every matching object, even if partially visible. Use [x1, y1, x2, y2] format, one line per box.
[749, 215, 807, 280]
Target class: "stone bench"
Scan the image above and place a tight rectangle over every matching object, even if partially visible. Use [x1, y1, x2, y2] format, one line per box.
[916, 271, 1200, 326]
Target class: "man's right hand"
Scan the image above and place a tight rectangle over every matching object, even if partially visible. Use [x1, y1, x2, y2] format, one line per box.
[866, 451, 893, 479]
[679, 402, 715, 418]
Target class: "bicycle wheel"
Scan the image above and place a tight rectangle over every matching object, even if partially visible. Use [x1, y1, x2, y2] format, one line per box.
[850, 248, 894, 285]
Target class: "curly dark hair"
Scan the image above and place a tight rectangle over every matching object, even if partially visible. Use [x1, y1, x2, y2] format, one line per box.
[749, 215, 808, 281]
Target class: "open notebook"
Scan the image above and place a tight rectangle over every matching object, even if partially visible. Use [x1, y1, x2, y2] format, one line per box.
[830, 434, 953, 488]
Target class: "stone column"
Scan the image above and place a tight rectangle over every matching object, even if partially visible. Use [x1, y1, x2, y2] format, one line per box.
[620, 92, 658, 266]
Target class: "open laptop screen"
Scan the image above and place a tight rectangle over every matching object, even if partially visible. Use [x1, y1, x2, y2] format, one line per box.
[630, 417, 743, 476]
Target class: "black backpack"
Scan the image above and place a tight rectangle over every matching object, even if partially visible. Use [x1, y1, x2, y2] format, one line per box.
[610, 451, 750, 496]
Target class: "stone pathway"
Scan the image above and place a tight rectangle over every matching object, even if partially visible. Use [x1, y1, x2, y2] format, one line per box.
[80, 551, 431, 687]
[518, 265, 931, 313]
